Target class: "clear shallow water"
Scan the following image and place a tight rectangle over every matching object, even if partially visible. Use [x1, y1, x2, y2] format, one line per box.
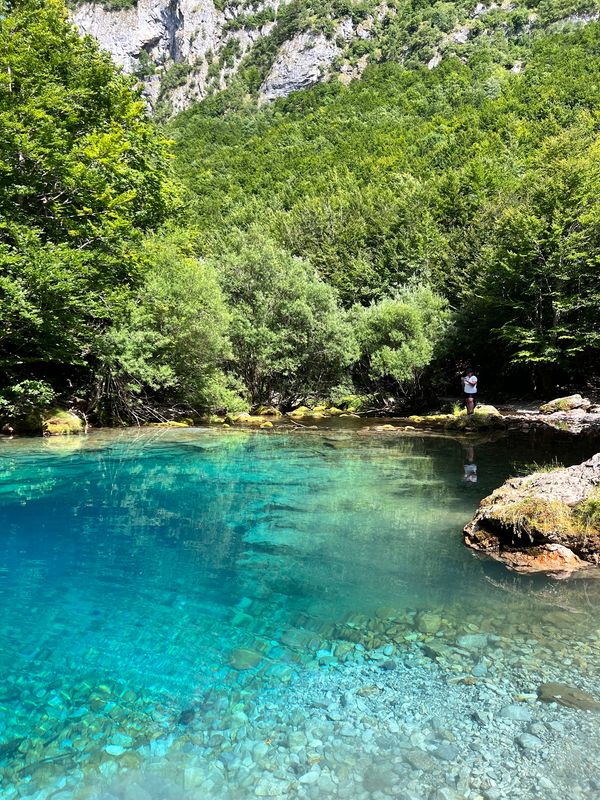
[0, 427, 599, 800]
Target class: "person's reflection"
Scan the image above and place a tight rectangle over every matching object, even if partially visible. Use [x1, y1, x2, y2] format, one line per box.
[462, 444, 478, 484]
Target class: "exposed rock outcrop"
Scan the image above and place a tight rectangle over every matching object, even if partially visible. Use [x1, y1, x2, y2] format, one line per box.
[464, 454, 600, 573]
[258, 30, 343, 102]
[73, 0, 279, 111]
[71, 0, 600, 114]
[539, 394, 592, 414]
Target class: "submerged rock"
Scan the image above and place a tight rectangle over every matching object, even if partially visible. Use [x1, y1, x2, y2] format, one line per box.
[538, 682, 600, 710]
[464, 453, 600, 573]
[455, 633, 488, 650]
[499, 704, 532, 722]
[517, 732, 543, 750]
[177, 708, 195, 725]
[229, 648, 263, 670]
[416, 611, 443, 634]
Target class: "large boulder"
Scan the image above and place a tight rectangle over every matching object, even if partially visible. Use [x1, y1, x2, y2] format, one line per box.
[464, 454, 600, 573]
[2, 408, 85, 436]
[539, 394, 591, 413]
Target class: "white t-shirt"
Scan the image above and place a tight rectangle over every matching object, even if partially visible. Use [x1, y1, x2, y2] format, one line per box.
[463, 465, 478, 483]
[462, 375, 478, 394]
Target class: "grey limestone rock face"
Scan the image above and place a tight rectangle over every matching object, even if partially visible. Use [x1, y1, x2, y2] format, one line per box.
[72, 0, 362, 112]
[72, 0, 280, 109]
[258, 29, 345, 102]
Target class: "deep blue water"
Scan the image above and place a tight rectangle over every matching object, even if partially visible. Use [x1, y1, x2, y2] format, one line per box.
[0, 427, 598, 799]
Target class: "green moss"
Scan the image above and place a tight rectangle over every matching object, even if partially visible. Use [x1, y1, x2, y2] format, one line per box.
[331, 394, 373, 412]
[145, 420, 191, 428]
[575, 489, 600, 529]
[492, 494, 600, 542]
[255, 405, 283, 416]
[288, 405, 312, 417]
[43, 409, 84, 436]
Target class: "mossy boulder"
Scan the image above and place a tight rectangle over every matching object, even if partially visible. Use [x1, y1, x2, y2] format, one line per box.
[255, 405, 282, 417]
[539, 394, 591, 414]
[464, 453, 600, 573]
[406, 405, 504, 431]
[472, 404, 501, 417]
[3, 407, 84, 436]
[43, 410, 84, 436]
[287, 406, 328, 420]
[228, 412, 272, 426]
[288, 405, 311, 419]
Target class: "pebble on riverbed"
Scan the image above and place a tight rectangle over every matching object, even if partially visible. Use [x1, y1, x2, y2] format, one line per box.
[4, 599, 600, 800]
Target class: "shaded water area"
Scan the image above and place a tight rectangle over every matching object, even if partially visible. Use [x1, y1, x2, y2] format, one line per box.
[1, 427, 600, 800]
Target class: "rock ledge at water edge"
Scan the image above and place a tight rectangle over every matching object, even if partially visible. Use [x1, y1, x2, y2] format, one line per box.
[464, 453, 600, 573]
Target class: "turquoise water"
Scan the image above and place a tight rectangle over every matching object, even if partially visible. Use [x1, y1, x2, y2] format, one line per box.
[1, 428, 599, 800]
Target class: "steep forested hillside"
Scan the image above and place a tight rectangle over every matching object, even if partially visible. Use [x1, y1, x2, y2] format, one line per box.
[0, 0, 598, 427]
[170, 24, 600, 397]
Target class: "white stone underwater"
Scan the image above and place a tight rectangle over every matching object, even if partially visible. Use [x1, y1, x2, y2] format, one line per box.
[0, 428, 599, 800]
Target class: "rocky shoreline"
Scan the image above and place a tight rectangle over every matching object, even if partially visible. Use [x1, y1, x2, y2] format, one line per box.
[221, 394, 600, 438]
[3, 393, 600, 439]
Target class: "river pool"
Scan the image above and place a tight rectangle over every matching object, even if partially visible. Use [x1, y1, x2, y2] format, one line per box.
[0, 427, 599, 800]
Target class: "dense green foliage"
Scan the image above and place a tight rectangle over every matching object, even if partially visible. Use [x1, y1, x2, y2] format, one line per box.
[1, 0, 598, 424]
[171, 24, 600, 396]
[0, 0, 176, 420]
[210, 229, 358, 405]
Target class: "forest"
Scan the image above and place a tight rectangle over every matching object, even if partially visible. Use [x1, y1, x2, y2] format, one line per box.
[1, 0, 599, 425]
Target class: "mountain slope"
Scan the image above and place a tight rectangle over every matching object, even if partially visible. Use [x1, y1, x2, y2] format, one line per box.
[72, 0, 600, 115]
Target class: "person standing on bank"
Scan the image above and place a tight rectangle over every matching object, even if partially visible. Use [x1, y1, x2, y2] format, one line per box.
[461, 369, 478, 415]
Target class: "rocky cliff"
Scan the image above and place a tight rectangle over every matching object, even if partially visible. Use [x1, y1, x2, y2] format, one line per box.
[71, 0, 600, 115]
[72, 0, 377, 113]
[73, 0, 277, 113]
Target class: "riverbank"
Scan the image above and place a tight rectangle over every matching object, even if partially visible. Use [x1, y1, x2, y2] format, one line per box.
[215, 404, 600, 438]
[3, 393, 600, 441]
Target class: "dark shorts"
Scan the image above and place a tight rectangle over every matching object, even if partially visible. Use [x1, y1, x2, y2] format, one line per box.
[464, 393, 478, 407]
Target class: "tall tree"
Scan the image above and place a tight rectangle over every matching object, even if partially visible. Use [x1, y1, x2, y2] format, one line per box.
[0, 0, 173, 402]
